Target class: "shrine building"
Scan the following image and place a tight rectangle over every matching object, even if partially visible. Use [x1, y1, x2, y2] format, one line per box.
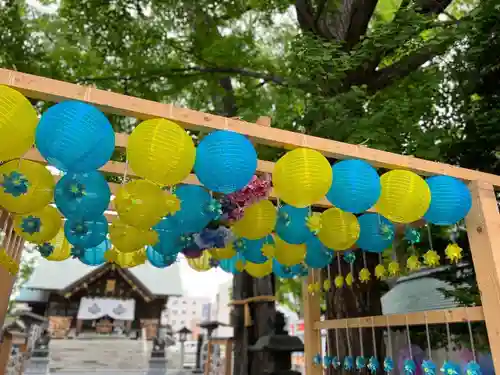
[15, 257, 183, 339]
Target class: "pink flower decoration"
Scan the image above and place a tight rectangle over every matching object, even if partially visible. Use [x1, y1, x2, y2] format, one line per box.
[226, 176, 272, 222]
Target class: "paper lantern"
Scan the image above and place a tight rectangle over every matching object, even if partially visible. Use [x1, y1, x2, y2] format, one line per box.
[14, 205, 61, 244]
[232, 200, 277, 240]
[146, 246, 178, 268]
[209, 244, 236, 260]
[317, 207, 360, 250]
[0, 86, 38, 162]
[375, 170, 431, 224]
[274, 236, 306, 266]
[273, 261, 306, 279]
[65, 215, 108, 249]
[272, 148, 332, 208]
[55, 171, 111, 221]
[219, 253, 245, 274]
[152, 216, 182, 255]
[305, 236, 333, 268]
[326, 159, 380, 213]
[356, 213, 394, 253]
[0, 160, 54, 214]
[111, 248, 144, 268]
[173, 185, 215, 234]
[114, 179, 168, 229]
[187, 251, 212, 272]
[240, 235, 273, 264]
[194, 130, 257, 194]
[45, 230, 71, 261]
[35, 101, 115, 172]
[109, 219, 158, 253]
[245, 259, 273, 278]
[424, 176, 472, 225]
[127, 118, 195, 186]
[275, 205, 314, 245]
[79, 239, 110, 266]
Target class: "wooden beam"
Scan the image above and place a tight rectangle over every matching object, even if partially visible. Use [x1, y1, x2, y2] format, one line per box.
[465, 181, 500, 373]
[314, 306, 484, 330]
[303, 270, 322, 375]
[3, 69, 500, 186]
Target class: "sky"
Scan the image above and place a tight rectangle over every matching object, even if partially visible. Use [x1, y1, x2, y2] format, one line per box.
[178, 257, 232, 298]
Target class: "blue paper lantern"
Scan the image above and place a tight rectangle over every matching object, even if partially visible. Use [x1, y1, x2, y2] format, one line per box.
[65, 215, 108, 249]
[272, 260, 306, 279]
[55, 171, 111, 220]
[424, 176, 472, 226]
[35, 101, 115, 172]
[305, 236, 333, 268]
[275, 205, 314, 244]
[79, 239, 110, 266]
[356, 213, 394, 253]
[219, 253, 245, 274]
[173, 185, 216, 234]
[194, 130, 257, 194]
[240, 235, 273, 264]
[152, 216, 182, 255]
[326, 159, 381, 213]
[146, 246, 178, 268]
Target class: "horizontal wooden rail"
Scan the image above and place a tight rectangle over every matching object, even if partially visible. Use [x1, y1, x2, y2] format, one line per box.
[314, 306, 484, 330]
[2, 69, 500, 186]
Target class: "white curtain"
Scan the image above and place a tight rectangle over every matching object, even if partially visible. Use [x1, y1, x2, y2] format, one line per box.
[77, 297, 135, 321]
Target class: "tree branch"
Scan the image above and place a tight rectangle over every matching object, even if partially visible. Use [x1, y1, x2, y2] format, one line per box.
[344, 0, 380, 49]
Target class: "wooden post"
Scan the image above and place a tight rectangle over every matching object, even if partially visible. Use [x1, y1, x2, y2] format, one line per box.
[0, 333, 13, 375]
[205, 339, 213, 375]
[303, 269, 322, 375]
[0, 215, 20, 328]
[465, 180, 500, 372]
[224, 339, 233, 375]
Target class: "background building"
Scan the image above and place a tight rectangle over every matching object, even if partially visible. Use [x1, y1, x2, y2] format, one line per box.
[164, 296, 212, 339]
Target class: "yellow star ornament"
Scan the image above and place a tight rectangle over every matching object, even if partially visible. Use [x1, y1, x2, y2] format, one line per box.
[375, 264, 387, 280]
[323, 279, 331, 292]
[423, 250, 440, 267]
[305, 213, 322, 235]
[346, 272, 354, 287]
[445, 243, 463, 264]
[387, 261, 400, 277]
[407, 255, 421, 271]
[334, 275, 344, 288]
[359, 268, 371, 283]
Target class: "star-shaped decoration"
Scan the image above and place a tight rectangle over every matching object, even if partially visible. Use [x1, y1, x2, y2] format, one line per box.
[278, 211, 291, 227]
[375, 264, 387, 280]
[306, 213, 322, 235]
[1, 171, 29, 197]
[387, 261, 400, 277]
[422, 360, 437, 375]
[344, 356, 354, 371]
[403, 359, 417, 375]
[332, 356, 341, 370]
[334, 275, 344, 288]
[21, 216, 41, 235]
[343, 251, 356, 264]
[445, 243, 463, 264]
[261, 244, 275, 258]
[465, 361, 482, 375]
[367, 356, 380, 374]
[323, 355, 333, 368]
[406, 255, 421, 271]
[423, 250, 440, 268]
[323, 278, 331, 292]
[313, 353, 322, 366]
[37, 243, 54, 257]
[405, 227, 421, 244]
[346, 272, 354, 287]
[67, 182, 86, 198]
[359, 268, 371, 283]
[356, 356, 366, 370]
[164, 192, 181, 215]
[205, 198, 223, 220]
[440, 361, 460, 375]
[383, 357, 394, 373]
[308, 282, 321, 295]
[380, 224, 395, 241]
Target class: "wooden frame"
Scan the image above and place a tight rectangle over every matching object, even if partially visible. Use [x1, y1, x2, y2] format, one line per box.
[0, 69, 499, 373]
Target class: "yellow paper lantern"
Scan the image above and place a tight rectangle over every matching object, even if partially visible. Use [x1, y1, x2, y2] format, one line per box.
[127, 118, 196, 186]
[114, 179, 168, 229]
[375, 170, 431, 223]
[0, 85, 39, 162]
[232, 200, 277, 240]
[45, 230, 71, 261]
[245, 259, 273, 278]
[317, 207, 360, 250]
[274, 235, 306, 266]
[109, 220, 158, 253]
[209, 244, 236, 260]
[272, 148, 332, 208]
[0, 160, 54, 214]
[187, 251, 212, 272]
[111, 248, 144, 268]
[14, 205, 61, 245]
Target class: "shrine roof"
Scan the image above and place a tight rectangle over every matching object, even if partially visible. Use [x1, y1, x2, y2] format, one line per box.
[24, 257, 183, 297]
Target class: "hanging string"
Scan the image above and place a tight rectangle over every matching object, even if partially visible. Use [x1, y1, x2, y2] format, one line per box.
[371, 317, 377, 357]
[378, 253, 383, 265]
[405, 315, 413, 359]
[465, 308, 477, 363]
[445, 311, 452, 360]
[427, 224, 433, 250]
[346, 319, 352, 357]
[121, 159, 129, 186]
[337, 253, 342, 275]
[363, 251, 368, 269]
[359, 318, 365, 358]
[335, 326, 340, 359]
[424, 311, 432, 361]
[386, 315, 393, 359]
